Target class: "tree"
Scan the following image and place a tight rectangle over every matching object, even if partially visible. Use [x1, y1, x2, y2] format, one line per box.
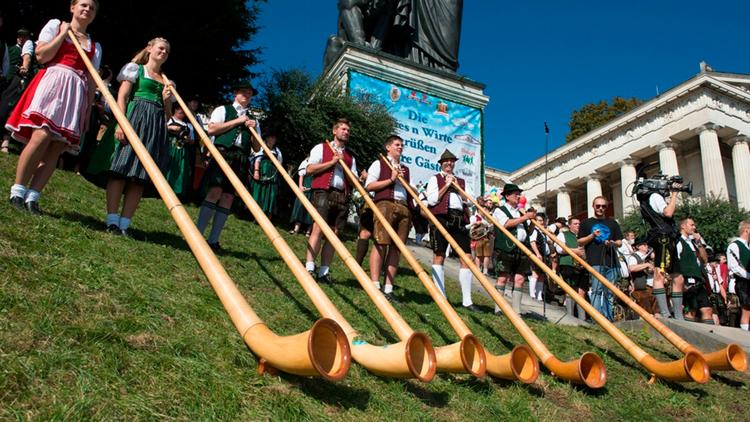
[258, 68, 396, 169]
[566, 96, 643, 143]
[620, 196, 750, 253]
[0, 0, 263, 104]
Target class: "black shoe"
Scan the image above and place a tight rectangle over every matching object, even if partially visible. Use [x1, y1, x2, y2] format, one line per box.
[307, 269, 317, 279]
[384, 292, 399, 304]
[106, 224, 122, 235]
[208, 242, 222, 252]
[120, 228, 131, 239]
[462, 304, 480, 313]
[317, 273, 333, 284]
[25, 200, 42, 215]
[9, 196, 25, 211]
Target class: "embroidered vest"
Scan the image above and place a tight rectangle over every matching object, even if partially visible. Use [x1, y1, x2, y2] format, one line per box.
[429, 173, 465, 215]
[213, 105, 252, 153]
[310, 143, 354, 192]
[373, 156, 410, 202]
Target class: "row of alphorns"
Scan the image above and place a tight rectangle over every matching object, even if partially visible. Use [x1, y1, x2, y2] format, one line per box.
[69, 32, 746, 388]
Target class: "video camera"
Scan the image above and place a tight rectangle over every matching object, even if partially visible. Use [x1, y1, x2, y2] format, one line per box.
[633, 174, 692, 197]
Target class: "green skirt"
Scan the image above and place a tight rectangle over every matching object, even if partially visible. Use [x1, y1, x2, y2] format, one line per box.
[250, 158, 279, 215]
[164, 137, 195, 197]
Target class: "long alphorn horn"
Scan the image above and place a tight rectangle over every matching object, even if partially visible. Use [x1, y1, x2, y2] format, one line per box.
[70, 33, 351, 380]
[166, 80, 436, 381]
[530, 219, 747, 374]
[382, 163, 606, 388]
[321, 145, 539, 382]
[460, 187, 711, 384]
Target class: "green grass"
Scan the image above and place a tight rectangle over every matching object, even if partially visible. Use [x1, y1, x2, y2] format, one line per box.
[1, 152, 748, 421]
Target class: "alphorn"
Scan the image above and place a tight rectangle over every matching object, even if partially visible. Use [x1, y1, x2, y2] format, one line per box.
[166, 82, 436, 381]
[320, 144, 539, 382]
[70, 33, 351, 380]
[459, 186, 711, 384]
[238, 133, 443, 380]
[530, 219, 747, 374]
[382, 160, 607, 388]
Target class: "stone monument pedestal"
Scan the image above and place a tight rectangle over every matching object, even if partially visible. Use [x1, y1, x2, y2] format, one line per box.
[321, 43, 490, 194]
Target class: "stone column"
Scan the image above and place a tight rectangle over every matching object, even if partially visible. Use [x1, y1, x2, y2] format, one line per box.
[586, 174, 603, 218]
[657, 141, 680, 176]
[697, 124, 728, 199]
[620, 159, 638, 215]
[556, 188, 572, 219]
[728, 135, 750, 210]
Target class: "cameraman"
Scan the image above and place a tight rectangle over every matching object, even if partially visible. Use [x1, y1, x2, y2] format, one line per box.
[636, 178, 681, 319]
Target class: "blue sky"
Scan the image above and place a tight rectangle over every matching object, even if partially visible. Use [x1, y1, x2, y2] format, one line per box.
[250, 1, 750, 172]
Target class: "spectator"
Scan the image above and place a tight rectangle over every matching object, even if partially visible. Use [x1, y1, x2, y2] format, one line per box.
[250, 133, 282, 218]
[528, 214, 550, 302]
[706, 254, 728, 326]
[578, 196, 623, 322]
[627, 237, 658, 317]
[469, 199, 493, 275]
[0, 28, 36, 154]
[165, 103, 196, 200]
[289, 156, 313, 236]
[353, 169, 373, 266]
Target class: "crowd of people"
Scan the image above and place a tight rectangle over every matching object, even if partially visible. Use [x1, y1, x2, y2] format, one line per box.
[3, 0, 749, 333]
[1, 0, 283, 250]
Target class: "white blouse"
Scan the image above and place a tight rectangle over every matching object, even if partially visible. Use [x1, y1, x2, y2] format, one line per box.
[39, 19, 101, 69]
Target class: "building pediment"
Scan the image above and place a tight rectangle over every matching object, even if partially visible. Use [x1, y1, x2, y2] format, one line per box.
[510, 72, 750, 183]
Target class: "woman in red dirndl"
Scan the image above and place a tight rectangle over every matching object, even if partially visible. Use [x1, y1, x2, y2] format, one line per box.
[6, 0, 101, 214]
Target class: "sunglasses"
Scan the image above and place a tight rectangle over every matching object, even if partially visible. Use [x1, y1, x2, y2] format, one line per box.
[594, 204, 607, 209]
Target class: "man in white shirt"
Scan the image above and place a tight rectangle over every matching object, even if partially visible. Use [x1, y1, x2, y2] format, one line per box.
[195, 82, 259, 251]
[674, 218, 712, 323]
[425, 149, 476, 311]
[304, 118, 357, 283]
[493, 183, 536, 314]
[726, 220, 750, 331]
[365, 135, 410, 302]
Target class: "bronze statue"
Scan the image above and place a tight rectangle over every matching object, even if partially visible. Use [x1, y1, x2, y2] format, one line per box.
[324, 0, 463, 73]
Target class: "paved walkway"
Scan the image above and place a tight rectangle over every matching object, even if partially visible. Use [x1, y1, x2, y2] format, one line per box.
[406, 243, 590, 327]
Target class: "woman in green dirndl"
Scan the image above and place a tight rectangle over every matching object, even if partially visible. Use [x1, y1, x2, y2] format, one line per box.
[289, 156, 313, 235]
[87, 37, 173, 236]
[250, 134, 281, 218]
[165, 103, 195, 199]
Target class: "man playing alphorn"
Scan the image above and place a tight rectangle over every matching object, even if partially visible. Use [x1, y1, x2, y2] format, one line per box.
[304, 118, 357, 283]
[426, 149, 477, 311]
[195, 82, 260, 251]
[364, 135, 410, 302]
[493, 183, 536, 314]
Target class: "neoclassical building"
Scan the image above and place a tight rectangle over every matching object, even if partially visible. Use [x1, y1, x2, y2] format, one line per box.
[496, 67, 750, 220]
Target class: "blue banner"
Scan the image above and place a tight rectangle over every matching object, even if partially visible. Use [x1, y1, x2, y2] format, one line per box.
[349, 71, 483, 195]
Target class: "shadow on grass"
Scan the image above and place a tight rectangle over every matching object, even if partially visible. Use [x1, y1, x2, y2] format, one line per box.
[287, 376, 371, 411]
[400, 379, 451, 407]
[711, 373, 747, 388]
[468, 314, 518, 352]
[583, 338, 640, 371]
[247, 252, 317, 322]
[411, 308, 455, 344]
[327, 283, 398, 343]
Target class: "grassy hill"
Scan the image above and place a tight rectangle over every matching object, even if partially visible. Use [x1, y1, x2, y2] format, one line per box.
[1, 152, 748, 421]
